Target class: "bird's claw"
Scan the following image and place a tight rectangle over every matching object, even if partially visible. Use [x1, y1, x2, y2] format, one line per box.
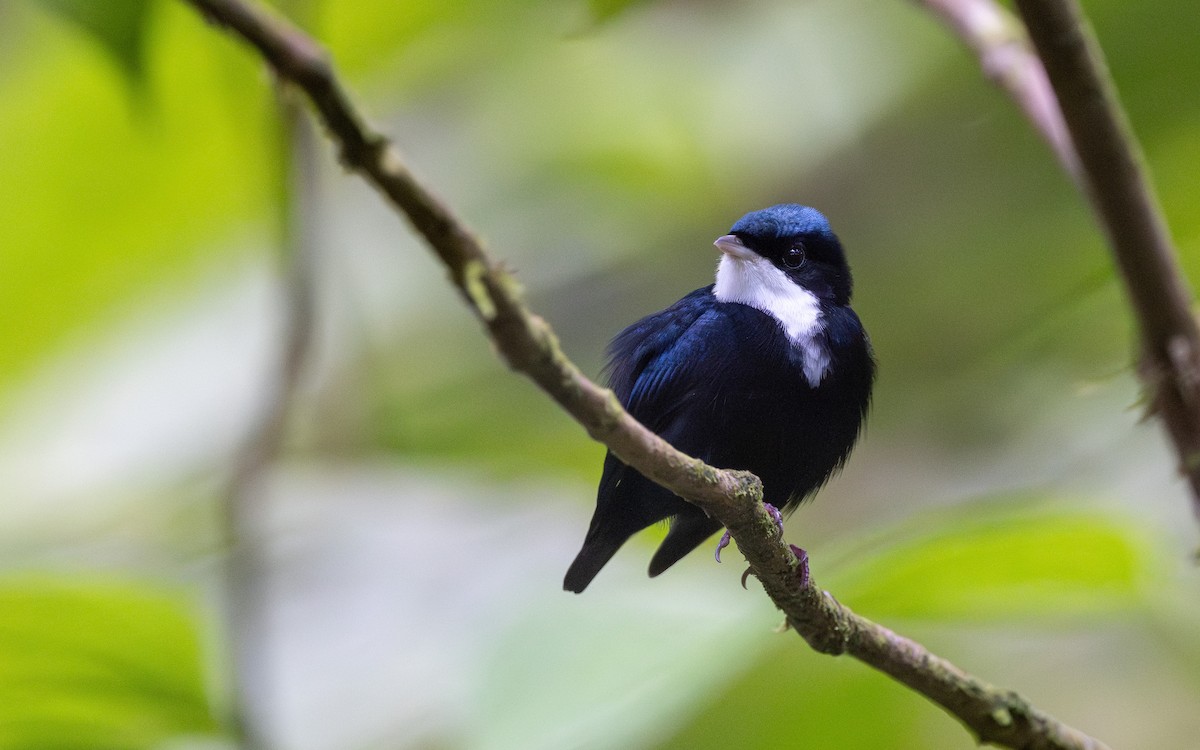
[714, 531, 732, 563]
[717, 503, 785, 567]
[740, 517, 798, 589]
[764, 503, 785, 537]
[789, 544, 810, 587]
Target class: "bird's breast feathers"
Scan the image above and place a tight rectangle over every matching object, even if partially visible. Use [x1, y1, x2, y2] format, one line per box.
[712, 254, 831, 387]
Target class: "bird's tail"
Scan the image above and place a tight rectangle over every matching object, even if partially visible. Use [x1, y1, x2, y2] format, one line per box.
[563, 529, 631, 593]
[565, 466, 675, 592]
[647, 511, 723, 577]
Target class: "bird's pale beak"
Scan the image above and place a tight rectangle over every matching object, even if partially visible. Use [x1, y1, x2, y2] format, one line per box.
[714, 234, 755, 260]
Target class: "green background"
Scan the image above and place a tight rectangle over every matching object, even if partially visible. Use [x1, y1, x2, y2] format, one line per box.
[2, 0, 1199, 748]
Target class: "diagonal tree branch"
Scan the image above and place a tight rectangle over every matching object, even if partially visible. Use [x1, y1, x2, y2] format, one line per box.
[918, 0, 1200, 525]
[180, 1, 1111, 748]
[1011, 0, 1200, 523]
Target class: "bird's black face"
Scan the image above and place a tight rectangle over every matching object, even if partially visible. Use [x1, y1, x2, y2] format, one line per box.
[717, 204, 853, 304]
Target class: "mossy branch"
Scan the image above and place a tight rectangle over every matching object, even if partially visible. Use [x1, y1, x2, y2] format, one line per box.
[1012, 0, 1200, 522]
[180, 0, 1110, 748]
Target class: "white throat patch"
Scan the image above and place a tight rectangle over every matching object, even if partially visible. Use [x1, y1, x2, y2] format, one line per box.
[713, 254, 831, 386]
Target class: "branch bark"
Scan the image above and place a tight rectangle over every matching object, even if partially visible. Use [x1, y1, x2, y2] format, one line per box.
[921, 0, 1200, 523]
[181, 1, 1112, 748]
[1011, 0, 1200, 522]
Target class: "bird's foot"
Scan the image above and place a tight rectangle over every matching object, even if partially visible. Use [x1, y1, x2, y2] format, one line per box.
[764, 503, 785, 537]
[741, 567, 754, 589]
[714, 530, 732, 563]
[789, 544, 810, 588]
[741, 517, 800, 589]
[715, 503, 785, 565]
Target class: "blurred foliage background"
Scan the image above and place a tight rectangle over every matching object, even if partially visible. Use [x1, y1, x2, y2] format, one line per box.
[2, 0, 1200, 748]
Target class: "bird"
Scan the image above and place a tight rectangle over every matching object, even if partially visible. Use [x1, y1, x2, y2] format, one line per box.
[563, 204, 875, 593]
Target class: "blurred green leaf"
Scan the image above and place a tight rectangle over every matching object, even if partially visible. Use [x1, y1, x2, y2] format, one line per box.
[34, 0, 155, 84]
[364, 344, 603, 481]
[656, 640, 965, 750]
[0, 577, 221, 750]
[473, 583, 772, 750]
[587, 0, 652, 24]
[0, 2, 276, 400]
[318, 0, 517, 82]
[828, 509, 1146, 623]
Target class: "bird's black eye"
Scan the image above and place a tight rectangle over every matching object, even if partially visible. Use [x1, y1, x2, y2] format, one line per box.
[783, 244, 806, 269]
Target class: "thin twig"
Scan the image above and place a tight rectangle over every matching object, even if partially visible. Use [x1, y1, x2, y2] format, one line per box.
[222, 97, 321, 750]
[1012, 0, 1200, 521]
[180, 1, 1111, 747]
[914, 0, 1080, 179]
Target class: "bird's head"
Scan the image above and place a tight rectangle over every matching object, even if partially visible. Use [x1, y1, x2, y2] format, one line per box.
[713, 204, 852, 305]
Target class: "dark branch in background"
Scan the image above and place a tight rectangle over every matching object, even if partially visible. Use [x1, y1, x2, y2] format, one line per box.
[1011, 0, 1200, 523]
[928, 0, 1200, 523]
[181, 1, 1111, 748]
[222, 99, 321, 750]
[914, 0, 1080, 179]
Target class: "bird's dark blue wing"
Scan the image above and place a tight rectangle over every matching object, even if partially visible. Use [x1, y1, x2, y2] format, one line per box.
[604, 286, 716, 428]
[563, 288, 719, 592]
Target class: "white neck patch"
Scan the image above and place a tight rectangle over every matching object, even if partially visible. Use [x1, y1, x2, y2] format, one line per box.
[713, 254, 831, 386]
